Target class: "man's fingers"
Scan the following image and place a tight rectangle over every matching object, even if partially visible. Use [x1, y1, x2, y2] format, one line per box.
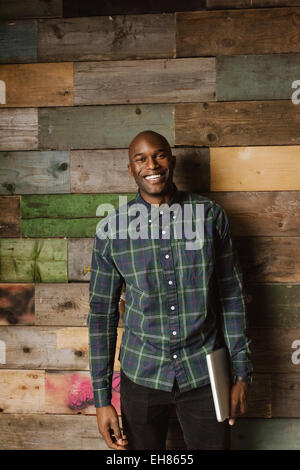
[102, 427, 126, 450]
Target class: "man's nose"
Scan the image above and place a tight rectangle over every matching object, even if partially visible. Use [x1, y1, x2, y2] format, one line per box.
[146, 157, 159, 169]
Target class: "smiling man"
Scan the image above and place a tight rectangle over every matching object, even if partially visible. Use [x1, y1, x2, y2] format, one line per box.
[88, 130, 253, 450]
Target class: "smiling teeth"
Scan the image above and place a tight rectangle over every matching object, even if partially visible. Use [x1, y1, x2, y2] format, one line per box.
[145, 174, 161, 180]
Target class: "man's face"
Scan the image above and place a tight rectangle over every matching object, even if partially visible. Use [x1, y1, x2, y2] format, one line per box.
[128, 136, 176, 198]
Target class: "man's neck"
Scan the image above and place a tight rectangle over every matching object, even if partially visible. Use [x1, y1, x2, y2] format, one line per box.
[139, 183, 175, 206]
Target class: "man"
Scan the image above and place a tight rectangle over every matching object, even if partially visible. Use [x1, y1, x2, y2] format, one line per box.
[88, 130, 253, 450]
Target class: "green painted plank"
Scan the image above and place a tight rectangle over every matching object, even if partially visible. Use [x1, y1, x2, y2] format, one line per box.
[0, 20, 37, 63]
[231, 419, 300, 450]
[0, 151, 70, 195]
[246, 284, 300, 327]
[21, 194, 136, 237]
[38, 105, 174, 150]
[0, 1, 62, 20]
[217, 54, 300, 101]
[0, 239, 67, 282]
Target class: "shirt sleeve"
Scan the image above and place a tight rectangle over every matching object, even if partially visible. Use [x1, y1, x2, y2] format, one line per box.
[213, 202, 253, 378]
[87, 227, 123, 408]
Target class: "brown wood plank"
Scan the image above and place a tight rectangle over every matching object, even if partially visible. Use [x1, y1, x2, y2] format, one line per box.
[175, 101, 300, 147]
[0, 370, 44, 414]
[70, 147, 210, 193]
[207, 1, 300, 8]
[236, 237, 300, 283]
[0, 284, 34, 325]
[38, 15, 175, 62]
[272, 374, 300, 417]
[0, 108, 38, 151]
[74, 58, 215, 105]
[0, 0, 62, 20]
[0, 196, 20, 237]
[0, 326, 89, 369]
[0, 413, 108, 449]
[176, 8, 300, 57]
[210, 146, 300, 191]
[205, 192, 300, 237]
[0, 63, 74, 107]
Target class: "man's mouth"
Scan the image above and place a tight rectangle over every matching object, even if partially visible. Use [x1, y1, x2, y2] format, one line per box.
[143, 172, 165, 182]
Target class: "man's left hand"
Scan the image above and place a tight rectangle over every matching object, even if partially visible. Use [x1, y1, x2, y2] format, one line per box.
[228, 382, 249, 426]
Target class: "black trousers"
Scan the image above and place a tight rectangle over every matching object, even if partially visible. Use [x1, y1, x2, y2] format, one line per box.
[120, 370, 231, 450]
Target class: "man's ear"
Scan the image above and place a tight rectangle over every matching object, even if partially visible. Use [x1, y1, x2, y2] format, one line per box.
[128, 162, 133, 176]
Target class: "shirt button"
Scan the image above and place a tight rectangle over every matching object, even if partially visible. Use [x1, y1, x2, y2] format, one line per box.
[149, 219, 151, 223]
[171, 306, 175, 310]
[165, 254, 169, 259]
[162, 230, 166, 235]
[160, 211, 164, 215]
[173, 354, 177, 359]
[168, 280, 173, 285]
[173, 215, 176, 219]
[172, 331, 177, 336]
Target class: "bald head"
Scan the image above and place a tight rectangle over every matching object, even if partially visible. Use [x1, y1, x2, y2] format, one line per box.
[129, 130, 171, 161]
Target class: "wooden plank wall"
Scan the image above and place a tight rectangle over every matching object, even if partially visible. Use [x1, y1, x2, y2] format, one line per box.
[0, 0, 300, 450]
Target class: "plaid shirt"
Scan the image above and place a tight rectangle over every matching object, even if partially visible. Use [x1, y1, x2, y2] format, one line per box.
[88, 183, 253, 408]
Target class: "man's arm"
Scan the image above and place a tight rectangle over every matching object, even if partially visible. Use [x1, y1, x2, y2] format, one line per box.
[88, 230, 127, 449]
[213, 203, 253, 425]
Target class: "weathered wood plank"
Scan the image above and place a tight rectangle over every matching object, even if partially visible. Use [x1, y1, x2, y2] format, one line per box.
[38, 15, 175, 62]
[217, 54, 300, 101]
[176, 8, 300, 57]
[210, 146, 300, 191]
[74, 58, 216, 105]
[63, 0, 205, 16]
[207, 1, 300, 8]
[22, 218, 101, 238]
[71, 147, 210, 193]
[205, 192, 300, 237]
[250, 328, 300, 373]
[231, 418, 300, 449]
[0, 63, 74, 107]
[68, 238, 93, 282]
[0, 196, 20, 237]
[0, 370, 44, 414]
[0, 326, 88, 369]
[0, 151, 70, 195]
[175, 101, 300, 147]
[245, 284, 300, 328]
[39, 104, 174, 150]
[236, 237, 300, 283]
[272, 374, 300, 417]
[0, 20, 37, 64]
[0, 108, 38, 151]
[0, 283, 34, 325]
[0, 239, 67, 283]
[0, 413, 108, 449]
[0, 1, 62, 20]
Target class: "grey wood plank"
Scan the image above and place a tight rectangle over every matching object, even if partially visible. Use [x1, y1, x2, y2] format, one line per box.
[68, 238, 94, 282]
[0, 1, 62, 20]
[38, 15, 175, 62]
[217, 54, 300, 101]
[207, 0, 300, 8]
[0, 109, 38, 151]
[0, 20, 37, 63]
[0, 151, 70, 194]
[74, 58, 216, 105]
[39, 105, 174, 150]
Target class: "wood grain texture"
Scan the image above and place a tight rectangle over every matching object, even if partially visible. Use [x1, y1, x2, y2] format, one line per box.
[0, 0, 62, 20]
[38, 15, 175, 62]
[0, 20, 37, 64]
[0, 239, 67, 283]
[67, 238, 93, 282]
[175, 101, 300, 147]
[0, 370, 44, 413]
[0, 63, 74, 107]
[63, 0, 205, 16]
[0, 108, 38, 151]
[272, 374, 300, 417]
[39, 104, 174, 150]
[0, 283, 34, 325]
[71, 147, 210, 193]
[0, 196, 20, 237]
[217, 54, 300, 101]
[210, 146, 300, 191]
[0, 151, 70, 194]
[0, 413, 108, 449]
[231, 418, 300, 449]
[74, 58, 216, 105]
[236, 237, 300, 282]
[250, 328, 300, 373]
[0, 326, 89, 369]
[176, 8, 300, 57]
[207, 1, 300, 8]
[205, 191, 300, 237]
[245, 284, 300, 327]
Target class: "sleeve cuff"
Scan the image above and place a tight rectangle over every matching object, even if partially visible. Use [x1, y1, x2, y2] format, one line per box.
[92, 387, 112, 408]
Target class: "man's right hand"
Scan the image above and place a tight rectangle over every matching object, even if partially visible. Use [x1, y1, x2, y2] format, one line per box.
[96, 405, 128, 450]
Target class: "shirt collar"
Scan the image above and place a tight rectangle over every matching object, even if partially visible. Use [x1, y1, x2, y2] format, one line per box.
[134, 182, 180, 208]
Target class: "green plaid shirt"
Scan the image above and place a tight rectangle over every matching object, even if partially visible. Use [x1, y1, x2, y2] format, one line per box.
[88, 183, 253, 408]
